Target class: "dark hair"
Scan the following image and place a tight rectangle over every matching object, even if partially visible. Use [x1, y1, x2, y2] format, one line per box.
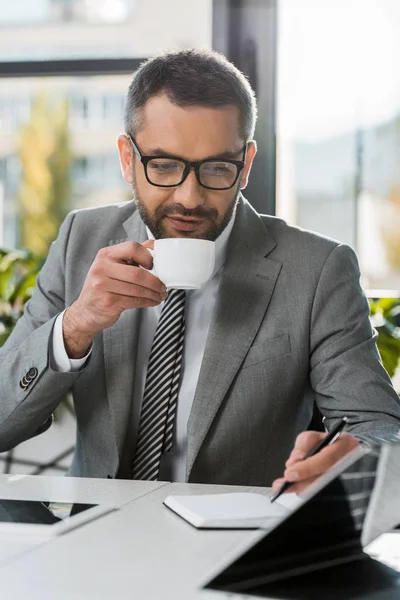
[124, 49, 257, 141]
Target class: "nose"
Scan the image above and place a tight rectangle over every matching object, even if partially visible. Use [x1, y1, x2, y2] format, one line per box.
[172, 167, 205, 209]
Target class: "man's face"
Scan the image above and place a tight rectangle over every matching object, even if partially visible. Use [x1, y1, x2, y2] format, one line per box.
[118, 94, 256, 240]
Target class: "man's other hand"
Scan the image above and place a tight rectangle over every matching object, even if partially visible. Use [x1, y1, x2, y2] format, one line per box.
[271, 430, 360, 494]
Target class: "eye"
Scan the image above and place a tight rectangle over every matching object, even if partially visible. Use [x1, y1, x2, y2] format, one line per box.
[148, 160, 183, 174]
[202, 162, 235, 176]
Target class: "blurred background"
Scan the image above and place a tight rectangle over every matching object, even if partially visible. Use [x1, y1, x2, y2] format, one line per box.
[0, 0, 399, 475]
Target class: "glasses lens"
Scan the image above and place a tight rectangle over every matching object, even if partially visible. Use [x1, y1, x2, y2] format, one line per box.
[146, 158, 186, 185]
[199, 161, 239, 189]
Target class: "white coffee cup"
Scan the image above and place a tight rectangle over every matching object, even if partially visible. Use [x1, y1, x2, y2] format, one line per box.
[148, 238, 215, 290]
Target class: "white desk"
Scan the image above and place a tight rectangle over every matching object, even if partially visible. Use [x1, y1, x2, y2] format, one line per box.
[0, 473, 166, 506]
[0, 476, 399, 600]
[0, 476, 270, 600]
[0, 474, 168, 575]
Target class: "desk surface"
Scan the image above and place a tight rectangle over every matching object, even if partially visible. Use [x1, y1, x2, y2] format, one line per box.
[0, 476, 270, 600]
[0, 475, 399, 600]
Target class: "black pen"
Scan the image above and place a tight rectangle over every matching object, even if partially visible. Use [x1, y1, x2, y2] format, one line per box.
[269, 416, 348, 503]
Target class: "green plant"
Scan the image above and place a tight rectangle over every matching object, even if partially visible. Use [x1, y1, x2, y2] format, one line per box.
[0, 248, 73, 426]
[0, 248, 43, 346]
[369, 297, 400, 380]
[18, 92, 71, 258]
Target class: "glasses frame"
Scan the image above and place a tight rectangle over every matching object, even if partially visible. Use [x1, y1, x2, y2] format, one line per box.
[127, 134, 247, 191]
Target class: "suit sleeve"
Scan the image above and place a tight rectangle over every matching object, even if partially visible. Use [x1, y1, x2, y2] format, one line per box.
[309, 243, 400, 444]
[0, 211, 85, 452]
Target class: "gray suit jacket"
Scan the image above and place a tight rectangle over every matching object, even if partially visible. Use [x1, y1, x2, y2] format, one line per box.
[0, 198, 399, 486]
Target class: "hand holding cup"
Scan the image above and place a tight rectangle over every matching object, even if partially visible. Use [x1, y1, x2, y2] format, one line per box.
[63, 240, 167, 357]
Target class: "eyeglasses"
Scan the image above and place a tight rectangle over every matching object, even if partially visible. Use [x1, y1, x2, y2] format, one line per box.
[128, 134, 246, 191]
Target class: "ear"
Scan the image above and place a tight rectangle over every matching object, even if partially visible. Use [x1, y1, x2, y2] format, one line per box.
[117, 134, 134, 184]
[240, 141, 257, 189]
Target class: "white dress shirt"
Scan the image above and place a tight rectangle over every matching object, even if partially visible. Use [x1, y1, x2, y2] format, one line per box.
[50, 212, 235, 481]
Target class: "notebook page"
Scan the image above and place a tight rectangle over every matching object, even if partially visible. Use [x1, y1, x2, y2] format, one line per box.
[164, 492, 301, 528]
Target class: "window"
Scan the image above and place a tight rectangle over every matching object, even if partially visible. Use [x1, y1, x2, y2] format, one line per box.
[277, 0, 400, 291]
[0, 0, 213, 254]
[0, 74, 132, 250]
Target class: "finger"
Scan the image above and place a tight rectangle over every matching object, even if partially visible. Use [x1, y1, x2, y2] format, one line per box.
[280, 476, 319, 495]
[285, 453, 306, 467]
[107, 241, 154, 269]
[271, 477, 286, 492]
[271, 475, 318, 495]
[116, 294, 163, 311]
[142, 239, 155, 250]
[284, 433, 359, 482]
[285, 431, 325, 466]
[105, 262, 166, 294]
[105, 279, 166, 303]
[272, 474, 321, 495]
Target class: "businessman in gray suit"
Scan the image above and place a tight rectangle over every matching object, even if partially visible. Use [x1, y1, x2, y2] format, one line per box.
[1, 50, 399, 492]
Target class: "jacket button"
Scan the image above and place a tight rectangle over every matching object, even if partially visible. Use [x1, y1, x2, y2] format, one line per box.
[28, 367, 38, 379]
[19, 367, 38, 390]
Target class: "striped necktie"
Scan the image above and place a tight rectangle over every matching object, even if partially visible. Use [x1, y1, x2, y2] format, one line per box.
[132, 289, 186, 480]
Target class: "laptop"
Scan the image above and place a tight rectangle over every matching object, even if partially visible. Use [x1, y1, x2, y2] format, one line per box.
[202, 442, 400, 599]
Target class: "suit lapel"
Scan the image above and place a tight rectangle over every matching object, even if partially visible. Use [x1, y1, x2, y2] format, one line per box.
[187, 200, 282, 478]
[103, 208, 147, 458]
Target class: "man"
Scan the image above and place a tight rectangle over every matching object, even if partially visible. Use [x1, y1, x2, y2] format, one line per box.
[0, 50, 399, 492]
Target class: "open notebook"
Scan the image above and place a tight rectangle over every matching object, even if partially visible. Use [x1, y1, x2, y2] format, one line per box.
[163, 491, 302, 529]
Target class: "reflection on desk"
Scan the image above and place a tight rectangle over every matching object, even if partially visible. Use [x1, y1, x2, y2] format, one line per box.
[0, 499, 96, 525]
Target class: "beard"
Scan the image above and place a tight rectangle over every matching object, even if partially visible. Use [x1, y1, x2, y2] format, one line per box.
[132, 178, 240, 241]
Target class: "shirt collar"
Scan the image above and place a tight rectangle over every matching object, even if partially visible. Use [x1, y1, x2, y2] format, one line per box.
[145, 207, 236, 278]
